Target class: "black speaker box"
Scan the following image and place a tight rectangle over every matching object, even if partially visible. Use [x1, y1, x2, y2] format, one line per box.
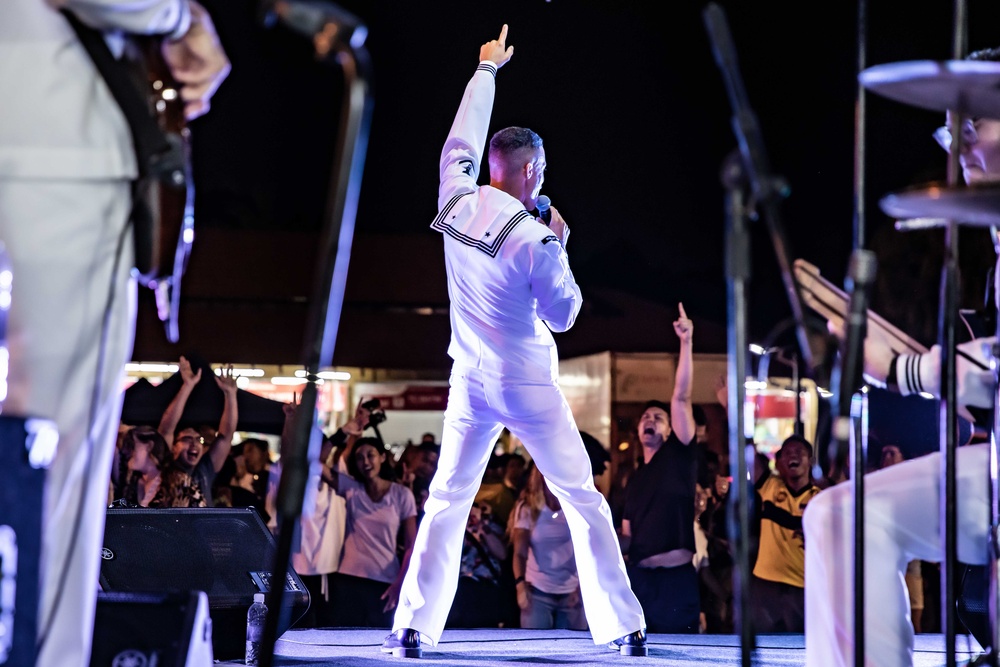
[0, 416, 48, 667]
[99, 508, 310, 661]
[957, 562, 993, 652]
[91, 590, 213, 667]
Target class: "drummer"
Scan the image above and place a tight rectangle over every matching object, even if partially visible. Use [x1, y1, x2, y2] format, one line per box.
[804, 46, 1000, 667]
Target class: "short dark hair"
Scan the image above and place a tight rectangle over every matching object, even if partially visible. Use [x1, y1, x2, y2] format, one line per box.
[416, 441, 440, 456]
[489, 126, 543, 158]
[641, 399, 671, 415]
[242, 438, 270, 457]
[776, 434, 813, 459]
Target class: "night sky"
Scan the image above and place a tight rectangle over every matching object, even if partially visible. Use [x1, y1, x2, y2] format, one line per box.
[176, 0, 1000, 372]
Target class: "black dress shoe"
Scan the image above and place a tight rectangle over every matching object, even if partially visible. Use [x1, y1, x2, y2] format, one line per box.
[607, 629, 648, 656]
[381, 628, 423, 658]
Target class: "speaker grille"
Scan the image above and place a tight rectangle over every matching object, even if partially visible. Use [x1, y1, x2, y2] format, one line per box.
[100, 507, 309, 660]
[92, 590, 205, 667]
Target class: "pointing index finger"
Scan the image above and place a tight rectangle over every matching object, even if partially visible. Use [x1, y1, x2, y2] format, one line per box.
[498, 23, 508, 44]
[678, 302, 687, 319]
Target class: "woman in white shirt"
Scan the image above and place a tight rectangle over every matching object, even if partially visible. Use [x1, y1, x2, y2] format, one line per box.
[510, 462, 586, 630]
[328, 436, 418, 627]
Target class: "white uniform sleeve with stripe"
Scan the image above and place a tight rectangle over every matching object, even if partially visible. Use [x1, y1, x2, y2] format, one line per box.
[529, 236, 582, 333]
[438, 61, 497, 210]
[891, 337, 996, 410]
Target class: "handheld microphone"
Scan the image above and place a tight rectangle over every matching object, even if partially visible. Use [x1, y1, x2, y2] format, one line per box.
[536, 195, 552, 225]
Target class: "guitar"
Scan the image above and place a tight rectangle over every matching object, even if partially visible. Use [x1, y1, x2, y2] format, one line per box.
[792, 257, 929, 357]
[795, 257, 998, 424]
[59, 11, 194, 344]
[129, 37, 195, 345]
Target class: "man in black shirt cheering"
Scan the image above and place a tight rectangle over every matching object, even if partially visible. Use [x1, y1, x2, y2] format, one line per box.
[621, 303, 700, 633]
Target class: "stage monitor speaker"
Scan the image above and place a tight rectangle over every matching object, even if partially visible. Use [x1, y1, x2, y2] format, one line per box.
[99, 508, 310, 661]
[0, 416, 50, 667]
[91, 590, 212, 667]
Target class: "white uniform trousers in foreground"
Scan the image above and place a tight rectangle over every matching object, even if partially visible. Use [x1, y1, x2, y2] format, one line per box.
[804, 443, 990, 667]
[0, 179, 136, 667]
[393, 366, 645, 645]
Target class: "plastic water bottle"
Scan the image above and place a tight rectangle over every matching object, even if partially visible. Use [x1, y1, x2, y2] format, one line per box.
[245, 592, 267, 666]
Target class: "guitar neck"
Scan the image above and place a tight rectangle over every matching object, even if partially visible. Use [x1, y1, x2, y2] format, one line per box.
[793, 258, 929, 356]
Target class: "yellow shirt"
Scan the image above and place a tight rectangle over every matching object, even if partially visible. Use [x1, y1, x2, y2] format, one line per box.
[753, 475, 820, 587]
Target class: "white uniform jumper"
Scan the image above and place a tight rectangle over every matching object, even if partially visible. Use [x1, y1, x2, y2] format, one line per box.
[805, 444, 991, 667]
[391, 61, 645, 645]
[0, 1, 190, 665]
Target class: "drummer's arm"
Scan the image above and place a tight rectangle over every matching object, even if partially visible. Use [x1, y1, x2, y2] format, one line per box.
[864, 334, 897, 385]
[828, 317, 895, 384]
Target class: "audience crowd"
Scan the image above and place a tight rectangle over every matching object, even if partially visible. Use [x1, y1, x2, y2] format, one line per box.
[107, 345, 944, 641]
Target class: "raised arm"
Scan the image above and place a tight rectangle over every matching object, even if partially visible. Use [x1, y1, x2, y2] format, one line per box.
[670, 302, 696, 445]
[481, 24, 514, 68]
[206, 364, 237, 473]
[314, 398, 372, 489]
[157, 355, 200, 443]
[826, 315, 993, 419]
[437, 24, 514, 208]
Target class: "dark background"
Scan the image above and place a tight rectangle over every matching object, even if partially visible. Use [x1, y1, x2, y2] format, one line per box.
[133, 0, 1000, 374]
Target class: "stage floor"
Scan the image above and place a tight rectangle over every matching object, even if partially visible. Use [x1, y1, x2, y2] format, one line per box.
[218, 628, 988, 666]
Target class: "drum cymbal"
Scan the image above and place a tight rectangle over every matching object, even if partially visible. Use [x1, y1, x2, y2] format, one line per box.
[860, 60, 1000, 117]
[880, 182, 1000, 227]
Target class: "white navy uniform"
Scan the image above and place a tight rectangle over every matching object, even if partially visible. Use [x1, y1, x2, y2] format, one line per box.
[805, 261, 999, 666]
[805, 443, 991, 667]
[391, 60, 645, 645]
[0, 2, 189, 665]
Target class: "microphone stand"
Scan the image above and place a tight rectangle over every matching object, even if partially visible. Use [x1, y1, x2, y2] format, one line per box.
[255, 4, 373, 666]
[791, 349, 802, 436]
[720, 148, 755, 667]
[830, 248, 877, 667]
[940, 6, 967, 663]
[702, 3, 827, 389]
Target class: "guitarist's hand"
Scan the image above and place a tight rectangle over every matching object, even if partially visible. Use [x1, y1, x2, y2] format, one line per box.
[826, 316, 894, 383]
[162, 0, 230, 120]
